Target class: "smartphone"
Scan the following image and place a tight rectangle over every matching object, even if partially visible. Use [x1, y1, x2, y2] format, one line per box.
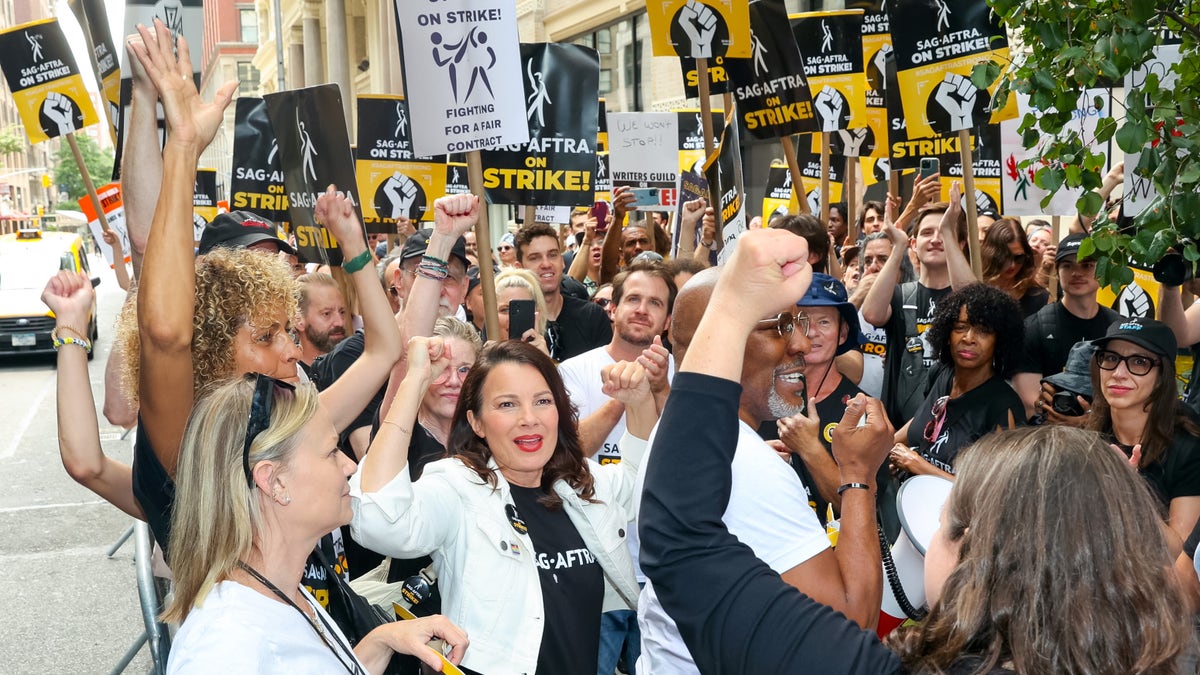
[919, 157, 940, 181]
[508, 299, 536, 340]
[590, 200, 610, 234]
[629, 187, 661, 209]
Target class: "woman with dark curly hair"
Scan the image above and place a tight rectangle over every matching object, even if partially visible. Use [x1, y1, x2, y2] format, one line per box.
[982, 217, 1050, 317]
[889, 283, 1025, 480]
[352, 339, 655, 675]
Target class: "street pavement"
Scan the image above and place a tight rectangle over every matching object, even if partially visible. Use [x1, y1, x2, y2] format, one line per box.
[0, 256, 153, 674]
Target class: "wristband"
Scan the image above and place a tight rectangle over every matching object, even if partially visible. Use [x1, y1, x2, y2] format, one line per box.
[837, 482, 872, 496]
[53, 335, 92, 353]
[699, 239, 714, 248]
[342, 248, 372, 274]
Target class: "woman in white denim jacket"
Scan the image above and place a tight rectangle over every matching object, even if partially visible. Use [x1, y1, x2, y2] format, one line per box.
[351, 338, 655, 675]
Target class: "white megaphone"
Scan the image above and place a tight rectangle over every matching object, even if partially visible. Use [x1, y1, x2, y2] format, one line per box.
[877, 474, 954, 637]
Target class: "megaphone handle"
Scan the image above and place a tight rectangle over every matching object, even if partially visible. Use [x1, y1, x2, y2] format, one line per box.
[878, 516, 928, 622]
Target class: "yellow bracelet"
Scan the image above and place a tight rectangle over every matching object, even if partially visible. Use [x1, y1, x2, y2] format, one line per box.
[53, 335, 92, 353]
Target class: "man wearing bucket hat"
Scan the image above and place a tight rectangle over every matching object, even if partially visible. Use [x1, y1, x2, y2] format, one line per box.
[1013, 232, 1123, 424]
[771, 274, 868, 522]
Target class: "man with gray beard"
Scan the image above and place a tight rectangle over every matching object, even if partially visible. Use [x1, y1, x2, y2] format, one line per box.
[633, 265, 888, 674]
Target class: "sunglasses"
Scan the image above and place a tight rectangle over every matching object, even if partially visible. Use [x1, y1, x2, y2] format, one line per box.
[594, 297, 612, 308]
[243, 373, 296, 488]
[754, 311, 811, 338]
[923, 395, 950, 443]
[497, 245, 514, 252]
[1095, 349, 1160, 376]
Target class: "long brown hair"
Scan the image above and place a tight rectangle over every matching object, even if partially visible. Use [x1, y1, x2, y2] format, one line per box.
[1086, 348, 1200, 469]
[447, 340, 595, 509]
[888, 426, 1191, 673]
[982, 217, 1036, 294]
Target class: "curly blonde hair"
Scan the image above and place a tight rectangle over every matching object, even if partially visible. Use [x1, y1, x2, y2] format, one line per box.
[115, 248, 299, 402]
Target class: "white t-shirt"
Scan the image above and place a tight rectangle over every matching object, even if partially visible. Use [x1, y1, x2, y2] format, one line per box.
[559, 345, 675, 584]
[168, 581, 366, 674]
[634, 418, 831, 674]
[858, 310, 887, 398]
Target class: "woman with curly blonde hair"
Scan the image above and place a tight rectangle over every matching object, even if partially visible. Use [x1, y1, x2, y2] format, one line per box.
[123, 21, 401, 555]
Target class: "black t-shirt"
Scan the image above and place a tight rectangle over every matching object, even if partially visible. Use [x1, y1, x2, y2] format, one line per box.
[132, 418, 174, 553]
[548, 294, 612, 362]
[509, 485, 603, 675]
[310, 330, 386, 461]
[1111, 411, 1200, 509]
[882, 283, 951, 426]
[906, 368, 1025, 474]
[1019, 302, 1123, 376]
[1017, 286, 1051, 318]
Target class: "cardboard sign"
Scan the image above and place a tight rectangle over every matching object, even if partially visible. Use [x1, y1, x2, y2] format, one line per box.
[230, 97, 290, 227]
[608, 112, 680, 209]
[762, 158, 801, 219]
[725, 0, 818, 140]
[446, 162, 471, 195]
[676, 108, 724, 184]
[393, 0, 528, 157]
[888, 0, 1016, 138]
[789, 10, 867, 134]
[857, 0, 891, 159]
[680, 55, 733, 97]
[1001, 90, 1110, 216]
[66, 0, 121, 144]
[193, 168, 218, 242]
[795, 136, 845, 213]
[356, 95, 447, 225]
[935, 124, 1003, 214]
[647, 0, 753, 58]
[264, 85, 364, 264]
[113, 0, 204, 179]
[703, 117, 748, 263]
[534, 205, 572, 224]
[671, 167, 712, 259]
[0, 18, 98, 144]
[78, 182, 129, 268]
[481, 43, 600, 207]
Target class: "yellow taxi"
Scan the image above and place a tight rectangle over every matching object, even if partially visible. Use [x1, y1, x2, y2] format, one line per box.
[0, 228, 99, 359]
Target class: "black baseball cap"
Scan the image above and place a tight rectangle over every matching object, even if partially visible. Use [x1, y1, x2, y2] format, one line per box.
[1055, 233, 1093, 264]
[1092, 317, 1177, 360]
[198, 211, 295, 255]
[399, 228, 470, 268]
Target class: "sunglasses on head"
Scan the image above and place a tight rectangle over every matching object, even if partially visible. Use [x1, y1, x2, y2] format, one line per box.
[243, 373, 296, 488]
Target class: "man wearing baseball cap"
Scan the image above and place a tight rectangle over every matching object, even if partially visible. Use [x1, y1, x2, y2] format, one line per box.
[1013, 232, 1124, 425]
[197, 211, 296, 255]
[770, 273, 866, 520]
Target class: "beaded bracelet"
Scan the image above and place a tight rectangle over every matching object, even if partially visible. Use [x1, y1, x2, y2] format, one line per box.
[53, 335, 92, 353]
[415, 266, 449, 282]
[342, 248, 373, 274]
[421, 253, 450, 267]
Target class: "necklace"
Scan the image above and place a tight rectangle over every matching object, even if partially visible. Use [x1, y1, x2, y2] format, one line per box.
[237, 561, 364, 674]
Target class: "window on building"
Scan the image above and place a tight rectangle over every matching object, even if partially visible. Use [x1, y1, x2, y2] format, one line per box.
[237, 61, 260, 94]
[570, 12, 651, 112]
[240, 8, 258, 43]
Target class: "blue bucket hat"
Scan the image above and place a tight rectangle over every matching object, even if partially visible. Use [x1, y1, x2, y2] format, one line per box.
[796, 273, 865, 355]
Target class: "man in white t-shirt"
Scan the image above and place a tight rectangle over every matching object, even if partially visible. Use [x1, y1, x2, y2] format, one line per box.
[559, 259, 676, 675]
[560, 259, 676, 463]
[634, 266, 887, 674]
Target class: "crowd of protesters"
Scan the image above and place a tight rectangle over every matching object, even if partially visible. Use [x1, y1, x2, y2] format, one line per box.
[43, 17, 1200, 675]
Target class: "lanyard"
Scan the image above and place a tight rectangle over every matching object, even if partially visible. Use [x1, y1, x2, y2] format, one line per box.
[237, 561, 365, 675]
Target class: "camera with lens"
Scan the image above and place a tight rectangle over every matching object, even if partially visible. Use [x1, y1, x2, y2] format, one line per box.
[1051, 390, 1087, 416]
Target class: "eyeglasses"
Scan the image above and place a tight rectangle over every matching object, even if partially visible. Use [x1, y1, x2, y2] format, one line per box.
[497, 245, 514, 252]
[755, 311, 811, 338]
[1095, 349, 1160, 376]
[923, 395, 950, 443]
[594, 297, 612, 308]
[243, 373, 296, 488]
